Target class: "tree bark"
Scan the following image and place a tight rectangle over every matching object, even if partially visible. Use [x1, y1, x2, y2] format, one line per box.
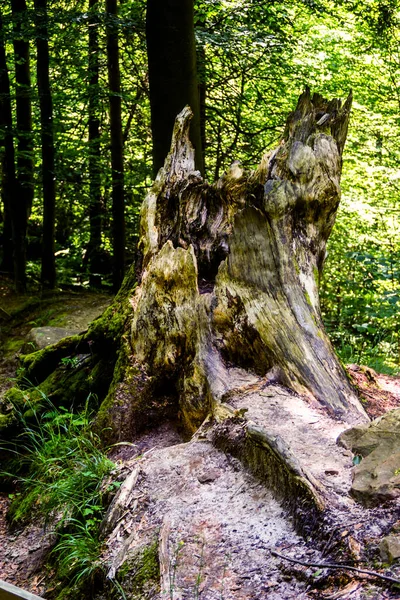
[106, 0, 125, 292]
[0, 197, 13, 274]
[146, 0, 204, 176]
[11, 0, 34, 292]
[87, 0, 102, 286]
[35, 0, 56, 289]
[0, 12, 16, 275]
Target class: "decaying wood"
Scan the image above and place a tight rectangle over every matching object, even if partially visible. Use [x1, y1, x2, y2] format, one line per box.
[94, 87, 366, 448]
[3, 90, 398, 600]
[4, 90, 370, 539]
[100, 465, 140, 537]
[158, 518, 172, 598]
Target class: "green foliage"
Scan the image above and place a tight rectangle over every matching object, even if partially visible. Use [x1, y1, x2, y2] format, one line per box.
[2, 394, 116, 597]
[60, 355, 81, 369]
[116, 540, 160, 598]
[54, 520, 104, 591]
[0, 0, 399, 372]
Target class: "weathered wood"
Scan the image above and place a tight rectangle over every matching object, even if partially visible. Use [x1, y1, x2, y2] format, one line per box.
[100, 465, 140, 536]
[0, 580, 44, 600]
[95, 89, 366, 444]
[4, 90, 367, 455]
[158, 518, 172, 598]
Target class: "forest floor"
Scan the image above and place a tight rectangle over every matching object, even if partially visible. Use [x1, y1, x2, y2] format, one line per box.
[0, 276, 112, 597]
[1, 276, 400, 599]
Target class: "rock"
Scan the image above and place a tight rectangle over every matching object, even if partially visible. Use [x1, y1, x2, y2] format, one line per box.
[25, 327, 81, 351]
[338, 409, 400, 506]
[197, 468, 220, 483]
[379, 535, 400, 563]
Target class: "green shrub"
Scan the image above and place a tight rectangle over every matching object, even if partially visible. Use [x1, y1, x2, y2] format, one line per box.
[2, 394, 116, 598]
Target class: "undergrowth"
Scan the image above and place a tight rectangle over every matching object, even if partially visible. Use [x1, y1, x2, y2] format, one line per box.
[1, 392, 118, 598]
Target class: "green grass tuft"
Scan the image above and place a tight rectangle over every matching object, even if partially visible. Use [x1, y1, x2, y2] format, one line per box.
[1, 393, 116, 598]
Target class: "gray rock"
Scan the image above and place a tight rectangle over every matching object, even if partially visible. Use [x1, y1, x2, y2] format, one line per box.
[379, 535, 400, 563]
[26, 326, 81, 351]
[338, 409, 400, 506]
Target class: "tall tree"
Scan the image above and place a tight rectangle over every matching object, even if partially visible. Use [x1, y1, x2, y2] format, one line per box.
[146, 0, 204, 175]
[35, 0, 56, 289]
[87, 0, 102, 286]
[11, 0, 34, 291]
[106, 0, 125, 291]
[0, 12, 16, 276]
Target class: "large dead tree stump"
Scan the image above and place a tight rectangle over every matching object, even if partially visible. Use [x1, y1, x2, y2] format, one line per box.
[94, 87, 367, 441]
[2, 88, 368, 445]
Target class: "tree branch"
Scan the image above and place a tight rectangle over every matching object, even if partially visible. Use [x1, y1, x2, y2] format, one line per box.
[271, 550, 400, 586]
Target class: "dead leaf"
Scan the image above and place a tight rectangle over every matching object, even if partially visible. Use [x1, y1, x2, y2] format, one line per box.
[323, 581, 361, 599]
[348, 535, 361, 560]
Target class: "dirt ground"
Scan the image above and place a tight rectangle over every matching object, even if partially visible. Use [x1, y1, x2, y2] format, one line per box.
[347, 364, 400, 420]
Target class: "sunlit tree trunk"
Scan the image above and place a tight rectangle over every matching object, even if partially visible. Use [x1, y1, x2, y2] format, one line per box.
[11, 0, 34, 292]
[35, 0, 56, 289]
[146, 0, 204, 176]
[88, 0, 102, 286]
[106, 0, 125, 291]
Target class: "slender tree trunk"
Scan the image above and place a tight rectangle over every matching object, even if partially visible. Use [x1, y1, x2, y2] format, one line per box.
[11, 0, 34, 292]
[106, 0, 125, 292]
[196, 15, 207, 162]
[35, 0, 56, 289]
[146, 0, 204, 176]
[198, 43, 206, 161]
[88, 0, 102, 286]
[0, 12, 16, 275]
[0, 198, 14, 274]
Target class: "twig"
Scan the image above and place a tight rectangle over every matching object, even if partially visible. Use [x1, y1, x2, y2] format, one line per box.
[271, 550, 400, 585]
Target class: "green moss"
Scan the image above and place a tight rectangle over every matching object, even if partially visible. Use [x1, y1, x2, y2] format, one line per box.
[18, 334, 84, 384]
[3, 387, 28, 408]
[3, 338, 25, 356]
[86, 296, 132, 348]
[117, 539, 160, 597]
[2, 386, 47, 425]
[94, 341, 133, 443]
[0, 411, 16, 432]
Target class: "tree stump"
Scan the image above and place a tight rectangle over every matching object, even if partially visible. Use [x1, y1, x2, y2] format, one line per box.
[93, 87, 367, 443]
[3, 88, 367, 445]
[5, 92, 396, 600]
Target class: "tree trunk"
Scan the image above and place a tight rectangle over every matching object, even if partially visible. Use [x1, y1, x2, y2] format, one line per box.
[0, 12, 16, 275]
[11, 0, 34, 292]
[95, 89, 366, 440]
[0, 197, 13, 274]
[35, 0, 56, 289]
[87, 0, 102, 287]
[106, 0, 125, 292]
[146, 0, 204, 176]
